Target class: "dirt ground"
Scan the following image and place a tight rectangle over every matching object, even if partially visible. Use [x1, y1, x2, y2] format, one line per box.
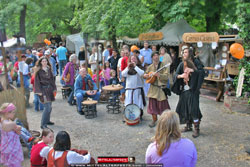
[21, 78, 250, 167]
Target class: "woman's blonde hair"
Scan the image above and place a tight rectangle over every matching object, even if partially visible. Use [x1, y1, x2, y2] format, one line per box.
[80, 46, 85, 51]
[154, 111, 181, 156]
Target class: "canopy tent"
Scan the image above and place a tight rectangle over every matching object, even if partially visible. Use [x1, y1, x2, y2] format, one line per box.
[123, 19, 196, 46]
[123, 20, 220, 67]
[66, 33, 84, 56]
[0, 37, 26, 47]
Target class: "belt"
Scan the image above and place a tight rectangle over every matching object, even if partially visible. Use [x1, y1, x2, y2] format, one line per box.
[41, 85, 50, 88]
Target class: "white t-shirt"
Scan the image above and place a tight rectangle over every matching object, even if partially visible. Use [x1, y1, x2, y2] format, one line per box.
[40, 146, 91, 164]
[117, 57, 123, 71]
[89, 53, 97, 72]
[18, 61, 29, 75]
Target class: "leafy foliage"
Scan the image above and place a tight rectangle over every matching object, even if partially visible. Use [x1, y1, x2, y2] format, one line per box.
[0, 0, 248, 47]
[75, 0, 153, 38]
[233, 0, 250, 103]
[236, 0, 250, 49]
[0, 0, 76, 44]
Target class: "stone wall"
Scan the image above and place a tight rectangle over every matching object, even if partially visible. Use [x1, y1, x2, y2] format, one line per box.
[224, 94, 250, 114]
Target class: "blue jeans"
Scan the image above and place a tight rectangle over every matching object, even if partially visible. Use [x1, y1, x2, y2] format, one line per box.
[16, 119, 33, 156]
[34, 94, 44, 111]
[76, 92, 101, 111]
[59, 60, 67, 76]
[119, 72, 126, 94]
[41, 102, 52, 127]
[66, 85, 74, 104]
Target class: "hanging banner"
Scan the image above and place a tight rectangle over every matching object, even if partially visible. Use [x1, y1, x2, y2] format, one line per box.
[139, 32, 163, 41]
[182, 32, 219, 43]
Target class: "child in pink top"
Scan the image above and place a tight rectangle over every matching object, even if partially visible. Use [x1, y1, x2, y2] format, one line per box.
[0, 103, 24, 167]
[103, 61, 111, 85]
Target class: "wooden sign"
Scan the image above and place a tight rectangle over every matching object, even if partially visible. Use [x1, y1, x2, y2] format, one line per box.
[236, 68, 245, 97]
[182, 32, 219, 43]
[139, 32, 163, 41]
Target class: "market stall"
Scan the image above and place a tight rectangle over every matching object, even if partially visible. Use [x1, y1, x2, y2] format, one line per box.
[182, 32, 243, 101]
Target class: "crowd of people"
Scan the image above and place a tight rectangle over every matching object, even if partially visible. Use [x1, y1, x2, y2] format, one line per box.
[0, 40, 205, 166]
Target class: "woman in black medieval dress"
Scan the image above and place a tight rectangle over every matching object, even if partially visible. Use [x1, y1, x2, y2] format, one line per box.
[172, 48, 205, 138]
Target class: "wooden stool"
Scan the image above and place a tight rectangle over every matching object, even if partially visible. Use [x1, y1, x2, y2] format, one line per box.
[82, 100, 98, 119]
[61, 87, 71, 99]
[102, 85, 123, 114]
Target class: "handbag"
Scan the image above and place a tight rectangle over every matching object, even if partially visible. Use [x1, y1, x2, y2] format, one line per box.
[10, 68, 18, 81]
[62, 65, 71, 82]
[162, 87, 171, 96]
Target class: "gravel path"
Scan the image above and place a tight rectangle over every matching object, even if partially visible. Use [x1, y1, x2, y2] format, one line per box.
[22, 79, 250, 166]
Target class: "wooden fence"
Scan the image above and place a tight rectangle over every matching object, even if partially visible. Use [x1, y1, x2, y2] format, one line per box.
[0, 87, 28, 129]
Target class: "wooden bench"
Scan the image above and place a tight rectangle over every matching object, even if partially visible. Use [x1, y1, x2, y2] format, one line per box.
[82, 100, 98, 119]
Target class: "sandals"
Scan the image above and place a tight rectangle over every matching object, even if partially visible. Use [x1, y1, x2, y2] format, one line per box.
[148, 121, 157, 128]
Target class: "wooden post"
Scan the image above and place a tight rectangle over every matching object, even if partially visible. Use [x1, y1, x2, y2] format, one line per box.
[83, 33, 89, 74]
[0, 42, 9, 89]
[95, 31, 100, 90]
[17, 50, 25, 92]
[96, 43, 100, 90]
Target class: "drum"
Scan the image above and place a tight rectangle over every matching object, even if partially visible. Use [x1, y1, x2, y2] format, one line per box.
[124, 104, 140, 126]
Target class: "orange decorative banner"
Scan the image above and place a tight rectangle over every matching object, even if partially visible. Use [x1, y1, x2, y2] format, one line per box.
[139, 32, 163, 41]
[182, 32, 219, 43]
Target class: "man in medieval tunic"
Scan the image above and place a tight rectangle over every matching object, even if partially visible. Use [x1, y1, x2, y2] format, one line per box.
[122, 55, 146, 120]
[144, 51, 171, 128]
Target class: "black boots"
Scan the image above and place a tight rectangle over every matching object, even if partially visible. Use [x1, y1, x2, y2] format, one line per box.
[181, 121, 193, 132]
[192, 122, 200, 138]
[181, 121, 200, 138]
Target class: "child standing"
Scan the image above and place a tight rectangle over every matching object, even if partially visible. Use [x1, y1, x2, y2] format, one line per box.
[30, 128, 54, 167]
[0, 103, 24, 167]
[103, 61, 111, 85]
[109, 69, 119, 85]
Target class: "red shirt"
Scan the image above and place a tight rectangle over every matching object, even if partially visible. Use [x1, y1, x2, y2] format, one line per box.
[121, 56, 129, 71]
[14, 61, 19, 70]
[30, 142, 48, 167]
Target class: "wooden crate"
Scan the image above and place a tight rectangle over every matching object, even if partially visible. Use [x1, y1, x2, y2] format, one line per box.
[227, 62, 239, 76]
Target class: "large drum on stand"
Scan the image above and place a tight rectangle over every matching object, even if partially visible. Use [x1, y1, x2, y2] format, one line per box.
[124, 104, 140, 126]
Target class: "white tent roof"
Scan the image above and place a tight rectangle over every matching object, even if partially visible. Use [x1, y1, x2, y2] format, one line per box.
[123, 19, 196, 46]
[0, 37, 26, 47]
[66, 33, 83, 56]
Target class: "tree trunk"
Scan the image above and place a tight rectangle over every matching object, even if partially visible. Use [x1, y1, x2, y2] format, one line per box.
[19, 4, 26, 38]
[205, 0, 222, 32]
[111, 26, 117, 50]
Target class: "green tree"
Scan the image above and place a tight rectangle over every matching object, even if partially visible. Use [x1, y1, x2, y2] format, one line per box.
[72, 0, 153, 49]
[0, 0, 77, 44]
[233, 0, 250, 103]
[145, 0, 238, 33]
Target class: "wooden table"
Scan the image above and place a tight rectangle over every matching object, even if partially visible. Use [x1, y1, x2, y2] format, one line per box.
[102, 85, 123, 114]
[202, 77, 225, 102]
